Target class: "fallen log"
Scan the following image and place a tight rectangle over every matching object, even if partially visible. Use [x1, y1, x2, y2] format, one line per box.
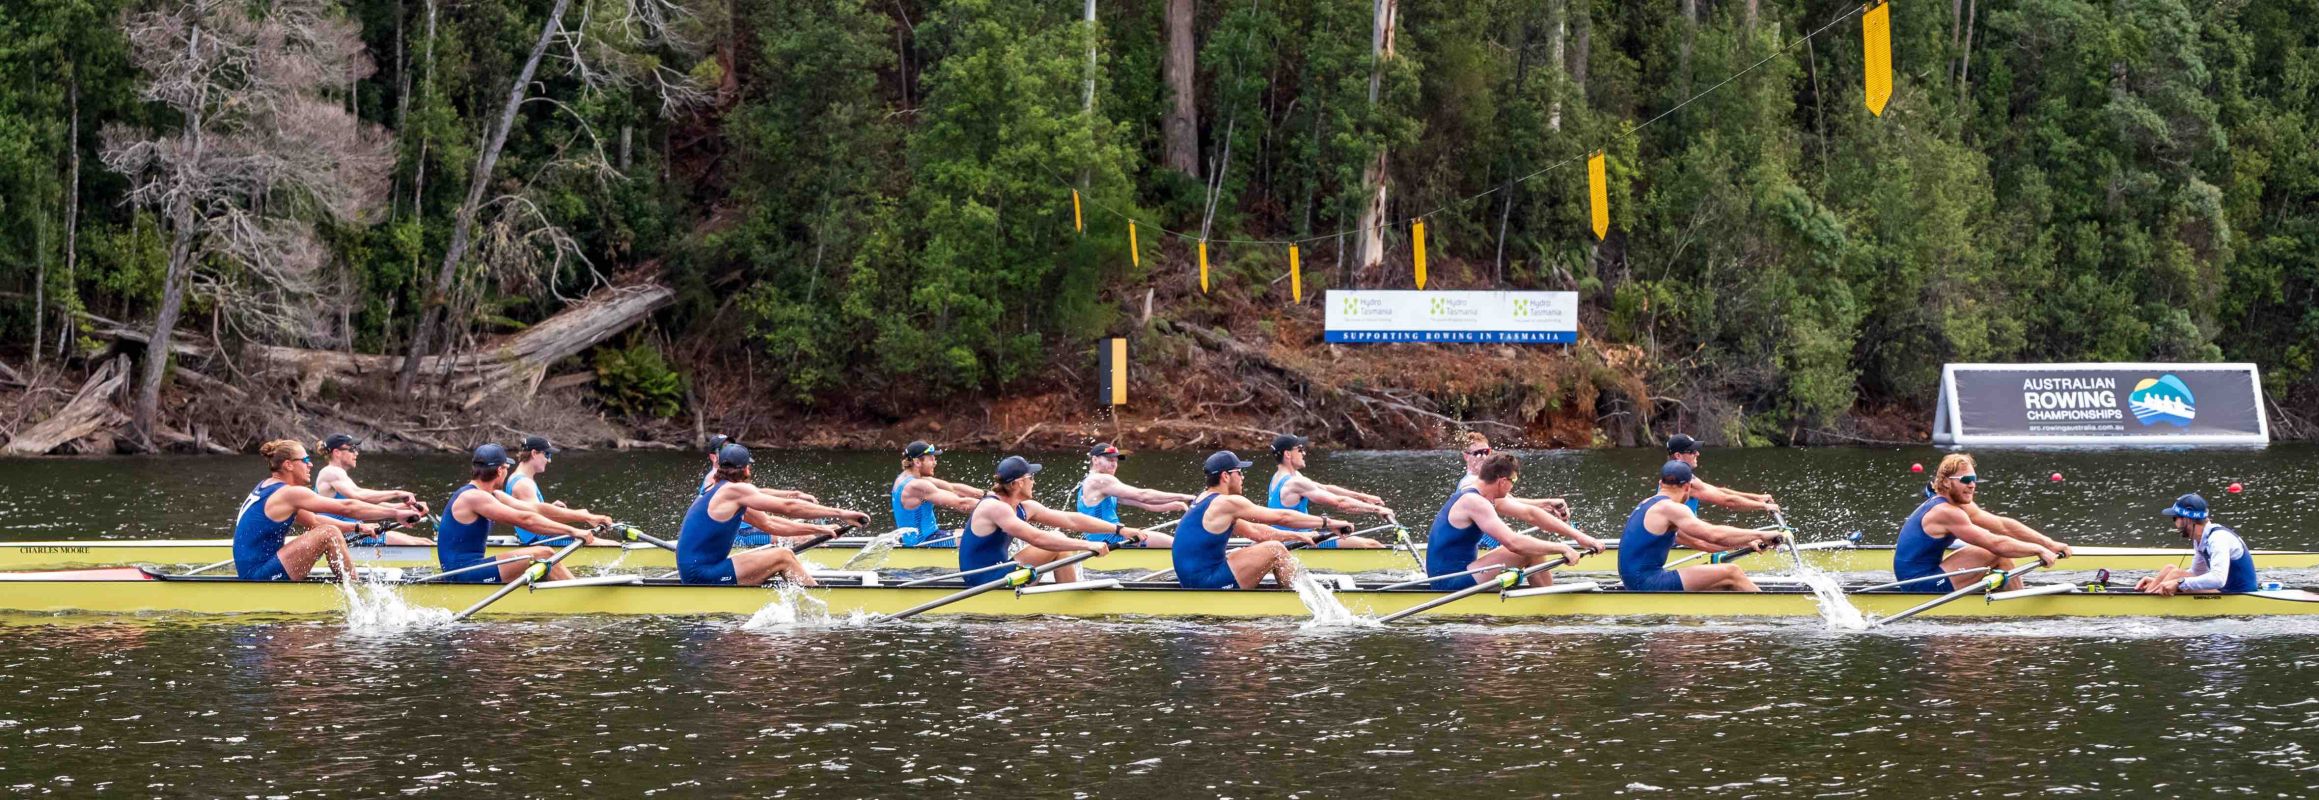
[4, 357, 127, 455]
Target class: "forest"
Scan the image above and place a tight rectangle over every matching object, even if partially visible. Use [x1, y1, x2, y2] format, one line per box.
[0, 0, 2314, 451]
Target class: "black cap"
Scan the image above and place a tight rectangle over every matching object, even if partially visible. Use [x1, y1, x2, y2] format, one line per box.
[519, 435, 557, 457]
[1089, 443, 1128, 460]
[1666, 434, 1700, 455]
[2162, 493, 2209, 520]
[1660, 460, 1696, 485]
[705, 434, 730, 454]
[322, 433, 360, 453]
[903, 441, 942, 459]
[1271, 433, 1311, 455]
[472, 443, 514, 467]
[1204, 450, 1256, 475]
[995, 455, 1042, 483]
[717, 443, 754, 468]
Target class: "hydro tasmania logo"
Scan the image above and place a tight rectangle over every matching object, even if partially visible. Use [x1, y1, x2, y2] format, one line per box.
[2127, 374, 2197, 427]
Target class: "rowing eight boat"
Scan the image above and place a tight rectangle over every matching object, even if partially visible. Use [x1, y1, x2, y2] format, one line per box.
[1, 567, 2314, 620]
[5, 538, 2312, 574]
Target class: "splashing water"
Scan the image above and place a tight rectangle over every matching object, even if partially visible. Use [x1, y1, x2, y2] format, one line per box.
[1781, 548, 1869, 630]
[839, 529, 906, 570]
[1292, 571, 1377, 629]
[339, 578, 454, 634]
[743, 583, 837, 630]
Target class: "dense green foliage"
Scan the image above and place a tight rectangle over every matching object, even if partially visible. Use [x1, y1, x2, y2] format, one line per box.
[2, 0, 2317, 435]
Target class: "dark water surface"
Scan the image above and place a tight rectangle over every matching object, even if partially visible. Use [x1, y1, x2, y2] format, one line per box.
[1, 446, 2316, 797]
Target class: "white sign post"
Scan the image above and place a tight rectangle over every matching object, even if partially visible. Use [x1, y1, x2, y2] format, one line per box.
[1324, 290, 1578, 344]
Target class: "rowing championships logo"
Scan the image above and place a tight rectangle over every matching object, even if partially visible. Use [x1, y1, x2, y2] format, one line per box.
[2127, 374, 2197, 427]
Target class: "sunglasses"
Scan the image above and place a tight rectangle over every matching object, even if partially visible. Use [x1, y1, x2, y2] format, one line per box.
[1954, 474, 1978, 485]
[1466, 448, 1492, 457]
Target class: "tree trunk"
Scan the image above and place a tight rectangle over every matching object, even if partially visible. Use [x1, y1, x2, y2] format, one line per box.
[1547, 0, 1564, 132]
[1571, 3, 1589, 92]
[1679, 0, 1697, 80]
[62, 60, 80, 363]
[137, 204, 199, 450]
[1746, 0, 1758, 31]
[397, 0, 573, 394]
[1352, 0, 1397, 272]
[1958, 0, 1978, 99]
[1161, 0, 1198, 175]
[1082, 0, 1098, 113]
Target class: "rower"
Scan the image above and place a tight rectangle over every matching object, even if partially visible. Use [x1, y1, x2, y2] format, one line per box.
[499, 436, 623, 547]
[1891, 453, 2069, 591]
[2137, 493, 2258, 595]
[234, 439, 427, 581]
[1664, 434, 1780, 516]
[1616, 461, 1783, 592]
[892, 441, 983, 547]
[1456, 432, 1598, 552]
[698, 434, 819, 547]
[1073, 443, 1188, 548]
[438, 443, 606, 583]
[963, 456, 1155, 585]
[1264, 433, 1390, 549]
[678, 444, 872, 586]
[1426, 453, 1586, 589]
[1174, 451, 1355, 589]
[309, 433, 433, 546]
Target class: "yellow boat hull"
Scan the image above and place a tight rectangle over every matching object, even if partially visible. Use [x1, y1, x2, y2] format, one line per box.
[2, 539, 2307, 575]
[0, 571, 2313, 621]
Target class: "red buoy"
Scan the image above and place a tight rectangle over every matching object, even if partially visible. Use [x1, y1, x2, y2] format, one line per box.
[2228, 483, 2244, 494]
[1910, 463, 1925, 473]
[2049, 472, 2064, 482]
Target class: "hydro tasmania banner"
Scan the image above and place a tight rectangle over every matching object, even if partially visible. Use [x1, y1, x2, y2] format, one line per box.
[1932, 363, 2269, 446]
[1324, 290, 1579, 344]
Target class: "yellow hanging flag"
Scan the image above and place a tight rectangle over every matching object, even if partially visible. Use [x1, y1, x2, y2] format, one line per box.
[1290, 245, 1303, 304]
[1587, 151, 1610, 240]
[1198, 240, 1211, 294]
[1863, 1, 1893, 116]
[1129, 222, 1141, 267]
[1072, 190, 1084, 232]
[1413, 220, 1429, 289]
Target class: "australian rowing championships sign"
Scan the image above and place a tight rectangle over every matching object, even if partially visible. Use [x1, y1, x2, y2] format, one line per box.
[1324, 290, 1578, 344]
[1932, 363, 2269, 446]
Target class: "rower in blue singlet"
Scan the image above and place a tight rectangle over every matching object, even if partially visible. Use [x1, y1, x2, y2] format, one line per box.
[435, 482, 501, 583]
[233, 439, 407, 581]
[1424, 487, 1488, 589]
[957, 456, 1119, 586]
[677, 445, 856, 586]
[678, 479, 745, 585]
[1889, 494, 1957, 592]
[959, 494, 1030, 585]
[1423, 452, 1586, 590]
[438, 443, 600, 584]
[1074, 443, 1187, 548]
[1261, 434, 1392, 549]
[502, 436, 582, 546]
[1888, 454, 2065, 591]
[891, 441, 976, 547]
[1171, 451, 1348, 589]
[2140, 493, 2260, 595]
[232, 480, 298, 580]
[1617, 461, 1779, 592]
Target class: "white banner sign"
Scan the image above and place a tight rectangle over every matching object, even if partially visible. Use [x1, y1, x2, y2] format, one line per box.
[1932, 362, 2269, 446]
[1324, 290, 1578, 344]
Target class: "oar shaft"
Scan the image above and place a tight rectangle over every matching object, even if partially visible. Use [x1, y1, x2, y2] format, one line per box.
[455, 539, 586, 621]
[409, 554, 532, 583]
[1379, 557, 1568, 623]
[1875, 563, 2043, 626]
[897, 560, 1021, 587]
[1375, 563, 1504, 591]
[884, 550, 1101, 621]
[1855, 566, 1992, 593]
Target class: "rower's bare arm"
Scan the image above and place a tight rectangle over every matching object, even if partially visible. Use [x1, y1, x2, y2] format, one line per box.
[1468, 498, 1577, 560]
[994, 513, 1105, 554]
[1934, 506, 2047, 558]
[507, 494, 611, 528]
[1672, 515, 1770, 550]
[1019, 501, 1122, 535]
[285, 486, 416, 524]
[471, 493, 591, 541]
[1301, 485, 1388, 516]
[1967, 506, 2062, 550]
[1107, 478, 1194, 510]
[744, 493, 870, 526]
[1321, 482, 1386, 505]
[911, 483, 982, 514]
[929, 476, 983, 496]
[739, 509, 831, 537]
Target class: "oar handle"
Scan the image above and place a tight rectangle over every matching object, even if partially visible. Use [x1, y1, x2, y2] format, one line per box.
[788, 526, 854, 554]
[454, 539, 588, 621]
[1285, 530, 1346, 551]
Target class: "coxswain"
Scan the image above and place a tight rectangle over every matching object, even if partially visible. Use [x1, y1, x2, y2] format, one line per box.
[1663, 434, 1780, 515]
[892, 441, 984, 547]
[2137, 493, 2258, 595]
[1455, 432, 1599, 552]
[233, 439, 427, 581]
[678, 444, 871, 586]
[309, 433, 433, 546]
[962, 456, 1156, 585]
[1173, 451, 1355, 589]
[1264, 433, 1390, 548]
[1891, 453, 2070, 591]
[698, 434, 820, 547]
[1072, 443, 1188, 548]
[1616, 461, 1784, 592]
[436, 443, 608, 583]
[1425, 453, 1586, 589]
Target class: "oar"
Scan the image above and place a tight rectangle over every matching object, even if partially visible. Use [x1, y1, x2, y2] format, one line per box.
[1871, 562, 2045, 627]
[454, 539, 588, 621]
[897, 560, 1026, 587]
[1378, 555, 1573, 623]
[1135, 529, 1347, 583]
[734, 525, 853, 558]
[406, 553, 536, 584]
[616, 525, 678, 552]
[183, 519, 417, 577]
[881, 549, 1106, 621]
[1853, 566, 1993, 593]
[1392, 525, 1423, 571]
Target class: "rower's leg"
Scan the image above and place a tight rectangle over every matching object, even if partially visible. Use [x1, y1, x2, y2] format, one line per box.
[275, 526, 348, 581]
[1012, 546, 1075, 582]
[1331, 536, 1386, 549]
[1677, 564, 1759, 592]
[734, 548, 817, 587]
[381, 530, 435, 546]
[1136, 532, 1176, 548]
[1465, 547, 1538, 587]
[1225, 541, 1293, 588]
[497, 546, 557, 582]
[1939, 545, 2006, 590]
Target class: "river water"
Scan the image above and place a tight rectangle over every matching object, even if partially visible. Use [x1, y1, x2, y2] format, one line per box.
[1, 446, 2315, 796]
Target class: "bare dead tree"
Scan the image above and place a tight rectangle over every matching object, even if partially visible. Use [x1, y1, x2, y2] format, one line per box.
[396, 0, 710, 394]
[102, 0, 395, 449]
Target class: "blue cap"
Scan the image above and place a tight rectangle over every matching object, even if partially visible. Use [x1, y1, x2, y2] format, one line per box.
[717, 443, 753, 468]
[995, 455, 1042, 483]
[472, 443, 513, 467]
[2162, 493, 2208, 520]
[705, 434, 730, 454]
[1659, 460, 1695, 485]
[1270, 434, 1311, 455]
[903, 441, 941, 459]
[1204, 450, 1256, 475]
[1666, 434, 1701, 454]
